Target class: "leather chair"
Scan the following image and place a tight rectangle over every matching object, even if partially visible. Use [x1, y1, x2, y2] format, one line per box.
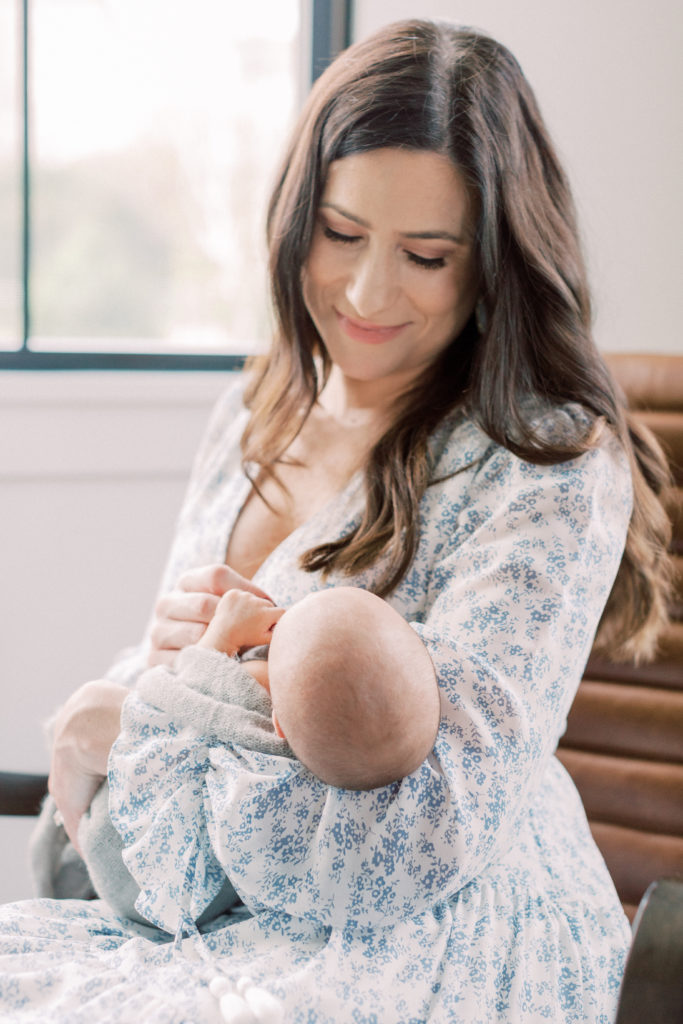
[614, 876, 683, 1024]
[557, 354, 683, 922]
[0, 772, 47, 816]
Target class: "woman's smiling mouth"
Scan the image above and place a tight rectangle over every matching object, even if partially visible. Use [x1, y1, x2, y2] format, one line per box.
[335, 310, 410, 345]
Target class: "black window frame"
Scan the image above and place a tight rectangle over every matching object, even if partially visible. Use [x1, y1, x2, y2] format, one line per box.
[2, 0, 353, 371]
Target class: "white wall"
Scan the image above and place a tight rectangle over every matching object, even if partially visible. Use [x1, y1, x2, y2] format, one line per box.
[353, 0, 683, 356]
[0, 371, 229, 901]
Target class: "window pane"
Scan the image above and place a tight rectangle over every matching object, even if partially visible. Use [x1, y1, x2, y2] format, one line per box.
[31, 0, 300, 356]
[0, 0, 22, 351]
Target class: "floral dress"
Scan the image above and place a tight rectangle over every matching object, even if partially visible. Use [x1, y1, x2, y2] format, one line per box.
[0, 377, 633, 1023]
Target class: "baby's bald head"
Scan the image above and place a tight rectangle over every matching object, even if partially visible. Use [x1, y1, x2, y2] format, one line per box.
[267, 587, 440, 790]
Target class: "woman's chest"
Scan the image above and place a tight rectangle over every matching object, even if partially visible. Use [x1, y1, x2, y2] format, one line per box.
[225, 454, 360, 581]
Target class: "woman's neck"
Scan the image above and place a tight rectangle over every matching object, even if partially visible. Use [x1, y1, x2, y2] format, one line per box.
[318, 366, 413, 429]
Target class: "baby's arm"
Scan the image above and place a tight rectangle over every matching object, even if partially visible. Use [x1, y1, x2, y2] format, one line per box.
[196, 589, 284, 659]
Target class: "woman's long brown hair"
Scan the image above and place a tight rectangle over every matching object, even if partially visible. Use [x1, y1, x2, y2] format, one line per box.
[241, 20, 672, 662]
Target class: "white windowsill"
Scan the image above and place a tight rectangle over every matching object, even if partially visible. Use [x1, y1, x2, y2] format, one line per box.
[0, 370, 234, 409]
[0, 371, 239, 478]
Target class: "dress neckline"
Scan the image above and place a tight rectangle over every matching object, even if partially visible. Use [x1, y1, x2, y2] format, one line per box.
[221, 467, 364, 585]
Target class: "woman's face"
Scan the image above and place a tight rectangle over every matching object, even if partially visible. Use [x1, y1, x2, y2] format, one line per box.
[302, 148, 479, 392]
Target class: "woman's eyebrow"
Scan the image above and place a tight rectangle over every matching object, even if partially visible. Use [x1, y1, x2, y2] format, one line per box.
[320, 202, 465, 244]
[320, 202, 369, 226]
[403, 229, 465, 244]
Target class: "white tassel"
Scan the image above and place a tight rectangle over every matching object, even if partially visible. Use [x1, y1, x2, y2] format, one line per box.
[209, 977, 232, 999]
[218, 991, 256, 1024]
[243, 985, 285, 1023]
[210, 972, 284, 1023]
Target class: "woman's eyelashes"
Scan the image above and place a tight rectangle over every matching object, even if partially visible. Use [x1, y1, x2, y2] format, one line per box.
[323, 224, 359, 245]
[322, 224, 447, 270]
[406, 251, 446, 270]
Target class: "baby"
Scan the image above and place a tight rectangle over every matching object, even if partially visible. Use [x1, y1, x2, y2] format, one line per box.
[200, 585, 441, 790]
[71, 586, 440, 927]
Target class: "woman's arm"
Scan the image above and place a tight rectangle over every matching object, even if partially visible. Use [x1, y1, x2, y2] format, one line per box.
[106, 646, 291, 932]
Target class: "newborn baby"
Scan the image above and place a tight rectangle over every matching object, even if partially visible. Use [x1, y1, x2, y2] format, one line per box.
[78, 586, 441, 926]
[201, 585, 441, 789]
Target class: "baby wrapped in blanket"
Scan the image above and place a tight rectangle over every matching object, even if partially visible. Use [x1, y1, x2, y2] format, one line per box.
[70, 586, 441, 929]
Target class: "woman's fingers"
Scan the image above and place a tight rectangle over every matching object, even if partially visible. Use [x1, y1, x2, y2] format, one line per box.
[154, 590, 219, 625]
[177, 564, 272, 601]
[149, 616, 206, 652]
[148, 591, 218, 663]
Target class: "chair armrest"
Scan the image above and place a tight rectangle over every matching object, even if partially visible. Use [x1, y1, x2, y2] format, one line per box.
[615, 877, 683, 1023]
[0, 771, 49, 816]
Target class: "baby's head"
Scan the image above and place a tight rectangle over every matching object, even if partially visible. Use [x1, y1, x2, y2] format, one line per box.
[267, 587, 440, 790]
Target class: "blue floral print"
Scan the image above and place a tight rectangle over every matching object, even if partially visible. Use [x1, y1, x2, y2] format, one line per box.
[0, 379, 633, 1022]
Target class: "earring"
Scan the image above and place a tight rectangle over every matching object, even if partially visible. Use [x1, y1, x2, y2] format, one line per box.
[475, 299, 487, 334]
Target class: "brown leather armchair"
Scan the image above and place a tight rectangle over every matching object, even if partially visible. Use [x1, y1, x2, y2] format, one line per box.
[557, 354, 683, 922]
[0, 772, 47, 816]
[615, 876, 683, 1024]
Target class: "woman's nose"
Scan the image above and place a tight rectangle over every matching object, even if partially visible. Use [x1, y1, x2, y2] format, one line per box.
[345, 249, 399, 320]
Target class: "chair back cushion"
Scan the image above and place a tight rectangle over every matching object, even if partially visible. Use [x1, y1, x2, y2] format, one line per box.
[558, 354, 683, 921]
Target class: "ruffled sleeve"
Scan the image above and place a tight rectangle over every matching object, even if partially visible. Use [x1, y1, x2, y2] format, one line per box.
[107, 646, 291, 932]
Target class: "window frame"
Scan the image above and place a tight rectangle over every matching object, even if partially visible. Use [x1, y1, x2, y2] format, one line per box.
[1, 0, 353, 372]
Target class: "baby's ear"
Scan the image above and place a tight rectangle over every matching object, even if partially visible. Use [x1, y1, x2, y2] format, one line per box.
[272, 710, 286, 740]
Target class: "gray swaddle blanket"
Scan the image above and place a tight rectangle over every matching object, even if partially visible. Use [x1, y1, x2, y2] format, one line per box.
[31, 646, 292, 929]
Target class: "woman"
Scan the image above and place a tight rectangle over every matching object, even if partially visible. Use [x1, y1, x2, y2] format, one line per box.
[0, 19, 671, 1023]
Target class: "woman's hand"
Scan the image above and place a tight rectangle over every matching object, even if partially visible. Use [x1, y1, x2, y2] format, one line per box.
[48, 679, 128, 854]
[148, 564, 272, 667]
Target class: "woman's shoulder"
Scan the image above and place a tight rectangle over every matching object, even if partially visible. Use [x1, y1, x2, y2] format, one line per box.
[206, 372, 249, 428]
[429, 411, 494, 478]
[180, 373, 250, 504]
[432, 401, 631, 501]
[193, 373, 249, 458]
[419, 405, 633, 589]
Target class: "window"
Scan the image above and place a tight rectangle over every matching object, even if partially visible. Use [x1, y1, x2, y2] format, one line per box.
[0, 1, 22, 351]
[1, 0, 352, 369]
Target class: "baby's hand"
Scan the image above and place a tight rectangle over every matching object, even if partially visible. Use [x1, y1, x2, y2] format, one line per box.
[147, 563, 272, 668]
[197, 590, 284, 657]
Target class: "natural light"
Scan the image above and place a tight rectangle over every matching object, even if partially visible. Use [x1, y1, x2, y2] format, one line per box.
[0, 0, 301, 355]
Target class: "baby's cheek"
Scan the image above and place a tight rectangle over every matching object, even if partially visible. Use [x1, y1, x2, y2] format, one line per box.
[242, 660, 270, 693]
